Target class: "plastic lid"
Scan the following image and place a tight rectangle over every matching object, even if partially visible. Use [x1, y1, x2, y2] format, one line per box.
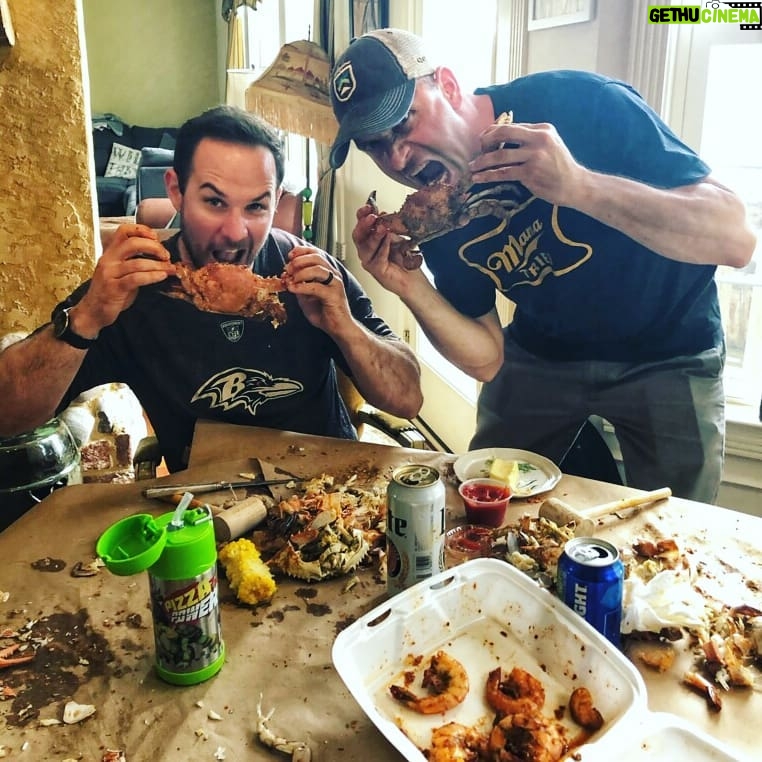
[96, 513, 167, 576]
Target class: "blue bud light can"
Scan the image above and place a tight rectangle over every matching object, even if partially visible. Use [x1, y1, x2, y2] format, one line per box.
[556, 537, 624, 647]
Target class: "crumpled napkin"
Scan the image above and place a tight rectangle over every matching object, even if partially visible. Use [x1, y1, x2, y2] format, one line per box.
[621, 567, 709, 634]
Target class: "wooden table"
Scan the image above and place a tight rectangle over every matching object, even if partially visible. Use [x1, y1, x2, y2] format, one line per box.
[0, 422, 758, 760]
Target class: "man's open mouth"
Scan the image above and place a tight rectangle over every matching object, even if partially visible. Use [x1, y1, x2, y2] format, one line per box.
[414, 161, 448, 187]
[212, 248, 247, 264]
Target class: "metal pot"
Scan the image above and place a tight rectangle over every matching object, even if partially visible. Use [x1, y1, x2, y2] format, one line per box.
[0, 418, 82, 531]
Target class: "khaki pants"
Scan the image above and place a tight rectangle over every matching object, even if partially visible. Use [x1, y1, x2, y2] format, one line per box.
[471, 338, 725, 503]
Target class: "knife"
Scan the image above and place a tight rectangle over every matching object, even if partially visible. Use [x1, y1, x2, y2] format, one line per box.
[142, 477, 298, 499]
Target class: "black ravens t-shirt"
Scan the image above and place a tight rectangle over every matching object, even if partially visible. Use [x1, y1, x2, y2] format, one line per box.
[56, 229, 396, 471]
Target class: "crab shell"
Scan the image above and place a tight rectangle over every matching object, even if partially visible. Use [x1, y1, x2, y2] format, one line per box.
[268, 520, 370, 581]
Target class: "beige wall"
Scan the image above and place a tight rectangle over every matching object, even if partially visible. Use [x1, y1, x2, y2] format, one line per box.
[526, 0, 632, 78]
[0, 0, 95, 337]
[0, 0, 223, 340]
[82, 0, 220, 127]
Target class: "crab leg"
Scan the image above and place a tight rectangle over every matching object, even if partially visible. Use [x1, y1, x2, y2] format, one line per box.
[256, 694, 311, 761]
[454, 184, 524, 228]
[0, 643, 34, 668]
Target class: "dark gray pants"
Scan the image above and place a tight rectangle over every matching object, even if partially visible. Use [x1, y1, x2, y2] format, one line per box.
[471, 338, 725, 503]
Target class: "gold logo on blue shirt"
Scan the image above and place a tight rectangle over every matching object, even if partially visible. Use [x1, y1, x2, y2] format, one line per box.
[459, 202, 591, 292]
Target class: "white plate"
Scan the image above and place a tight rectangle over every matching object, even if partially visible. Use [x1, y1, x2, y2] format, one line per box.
[453, 447, 561, 497]
[332, 558, 646, 762]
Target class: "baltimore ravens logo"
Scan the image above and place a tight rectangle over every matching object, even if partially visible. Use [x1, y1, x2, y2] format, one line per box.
[333, 62, 356, 103]
[192, 368, 303, 415]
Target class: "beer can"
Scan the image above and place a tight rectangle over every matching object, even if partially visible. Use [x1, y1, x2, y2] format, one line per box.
[556, 537, 624, 647]
[386, 464, 446, 594]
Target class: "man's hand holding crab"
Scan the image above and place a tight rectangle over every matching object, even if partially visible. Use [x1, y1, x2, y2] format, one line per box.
[470, 119, 587, 209]
[73, 223, 174, 339]
[352, 202, 428, 298]
[284, 243, 423, 419]
[282, 245, 350, 333]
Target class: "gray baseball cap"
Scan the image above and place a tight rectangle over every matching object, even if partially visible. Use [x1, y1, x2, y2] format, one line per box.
[329, 29, 435, 169]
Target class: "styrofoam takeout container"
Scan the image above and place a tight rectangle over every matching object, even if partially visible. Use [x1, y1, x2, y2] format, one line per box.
[332, 558, 748, 761]
[332, 558, 645, 761]
[582, 711, 748, 761]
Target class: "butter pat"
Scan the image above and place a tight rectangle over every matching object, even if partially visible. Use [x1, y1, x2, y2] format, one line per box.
[489, 458, 520, 489]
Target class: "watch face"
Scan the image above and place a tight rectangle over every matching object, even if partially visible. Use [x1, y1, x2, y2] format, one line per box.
[52, 308, 69, 338]
[51, 307, 92, 349]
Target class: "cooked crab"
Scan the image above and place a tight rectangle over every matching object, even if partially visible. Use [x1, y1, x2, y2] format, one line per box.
[168, 262, 287, 327]
[371, 111, 523, 269]
[268, 510, 369, 581]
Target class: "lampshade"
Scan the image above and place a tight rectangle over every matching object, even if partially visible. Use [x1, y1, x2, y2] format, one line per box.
[246, 40, 338, 146]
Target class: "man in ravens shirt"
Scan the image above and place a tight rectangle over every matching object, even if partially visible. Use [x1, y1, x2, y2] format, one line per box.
[0, 106, 422, 473]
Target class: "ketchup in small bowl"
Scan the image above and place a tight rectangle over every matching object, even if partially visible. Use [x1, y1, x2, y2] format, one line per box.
[457, 478, 512, 527]
[445, 524, 494, 567]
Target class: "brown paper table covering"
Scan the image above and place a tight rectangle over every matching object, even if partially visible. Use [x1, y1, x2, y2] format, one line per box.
[0, 421, 758, 760]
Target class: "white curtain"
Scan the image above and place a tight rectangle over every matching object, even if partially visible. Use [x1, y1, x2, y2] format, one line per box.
[313, 0, 338, 254]
[224, 0, 260, 106]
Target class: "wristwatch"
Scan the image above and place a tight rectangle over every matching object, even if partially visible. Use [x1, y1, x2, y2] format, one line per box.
[52, 306, 95, 350]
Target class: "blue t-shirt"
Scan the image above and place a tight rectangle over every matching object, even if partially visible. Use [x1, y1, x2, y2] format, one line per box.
[56, 230, 396, 471]
[422, 70, 721, 362]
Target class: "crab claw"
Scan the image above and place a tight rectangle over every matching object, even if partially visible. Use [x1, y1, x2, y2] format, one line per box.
[0, 643, 35, 669]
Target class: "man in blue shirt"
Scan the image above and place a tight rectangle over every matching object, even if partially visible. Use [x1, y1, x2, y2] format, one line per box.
[330, 29, 755, 502]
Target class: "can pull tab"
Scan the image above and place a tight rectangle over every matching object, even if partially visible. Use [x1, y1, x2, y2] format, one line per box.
[169, 491, 194, 531]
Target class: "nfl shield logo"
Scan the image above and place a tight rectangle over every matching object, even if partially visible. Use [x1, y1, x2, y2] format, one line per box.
[220, 320, 244, 342]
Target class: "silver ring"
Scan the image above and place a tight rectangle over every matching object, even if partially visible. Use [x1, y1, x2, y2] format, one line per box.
[320, 271, 334, 286]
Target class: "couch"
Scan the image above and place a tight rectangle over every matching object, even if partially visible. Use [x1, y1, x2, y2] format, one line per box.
[92, 114, 178, 217]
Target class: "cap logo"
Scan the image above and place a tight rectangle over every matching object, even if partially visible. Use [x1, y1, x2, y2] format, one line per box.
[332, 62, 356, 103]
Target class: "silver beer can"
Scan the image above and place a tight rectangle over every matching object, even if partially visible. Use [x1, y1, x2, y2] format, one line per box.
[386, 464, 446, 594]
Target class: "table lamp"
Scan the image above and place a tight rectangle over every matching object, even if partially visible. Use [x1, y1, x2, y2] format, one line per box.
[245, 40, 338, 240]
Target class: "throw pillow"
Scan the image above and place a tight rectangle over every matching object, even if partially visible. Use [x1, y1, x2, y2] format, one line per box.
[159, 132, 176, 150]
[104, 143, 142, 180]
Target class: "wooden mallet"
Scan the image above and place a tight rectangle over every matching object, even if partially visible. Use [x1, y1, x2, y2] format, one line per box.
[538, 487, 672, 536]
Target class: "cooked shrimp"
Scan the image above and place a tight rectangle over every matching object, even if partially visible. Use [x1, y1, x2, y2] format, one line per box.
[487, 712, 568, 762]
[389, 650, 469, 714]
[429, 722, 486, 762]
[568, 686, 604, 731]
[485, 667, 545, 718]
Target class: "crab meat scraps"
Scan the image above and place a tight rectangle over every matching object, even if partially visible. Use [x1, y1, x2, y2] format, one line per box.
[168, 262, 287, 327]
[268, 511, 369, 581]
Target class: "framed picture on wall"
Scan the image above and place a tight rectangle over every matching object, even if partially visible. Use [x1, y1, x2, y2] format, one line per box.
[528, 0, 596, 31]
[349, 0, 389, 40]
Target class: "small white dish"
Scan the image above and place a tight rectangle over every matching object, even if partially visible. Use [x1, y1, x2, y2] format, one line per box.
[453, 447, 562, 497]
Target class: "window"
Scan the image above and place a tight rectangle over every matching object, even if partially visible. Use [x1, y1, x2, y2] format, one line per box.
[230, 0, 318, 198]
[400, 0, 505, 451]
[700, 44, 762, 407]
[666, 25, 762, 415]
